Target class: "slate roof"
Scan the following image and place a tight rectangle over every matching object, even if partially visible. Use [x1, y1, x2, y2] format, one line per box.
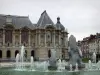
[0, 14, 34, 29]
[37, 10, 54, 28]
[0, 10, 66, 31]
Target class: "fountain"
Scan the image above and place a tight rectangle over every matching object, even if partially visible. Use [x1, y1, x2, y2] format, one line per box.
[34, 61, 49, 71]
[57, 59, 62, 71]
[85, 52, 97, 71]
[30, 56, 35, 71]
[97, 61, 100, 70]
[15, 53, 20, 69]
[75, 63, 78, 71]
[20, 45, 25, 67]
[88, 60, 92, 70]
[62, 60, 66, 69]
[15, 46, 26, 70]
[1, 37, 100, 75]
[87, 59, 100, 71]
[92, 52, 96, 63]
[57, 59, 65, 71]
[42, 61, 49, 71]
[69, 64, 72, 71]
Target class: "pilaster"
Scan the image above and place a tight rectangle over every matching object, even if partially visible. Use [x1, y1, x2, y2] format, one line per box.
[13, 30, 15, 47]
[53, 30, 55, 47]
[3, 29, 5, 47]
[19, 30, 21, 46]
[29, 31, 31, 47]
[59, 31, 61, 46]
[35, 30, 37, 47]
[39, 30, 40, 46]
[45, 30, 47, 47]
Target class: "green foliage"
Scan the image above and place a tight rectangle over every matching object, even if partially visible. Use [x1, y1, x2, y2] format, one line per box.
[82, 58, 90, 63]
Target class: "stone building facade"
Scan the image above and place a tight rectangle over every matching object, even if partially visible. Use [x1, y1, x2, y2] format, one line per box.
[80, 37, 89, 58]
[0, 11, 68, 61]
[80, 33, 100, 61]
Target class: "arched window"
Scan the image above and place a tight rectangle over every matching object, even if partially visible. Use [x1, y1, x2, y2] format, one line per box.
[31, 50, 35, 57]
[0, 50, 2, 58]
[5, 30, 12, 43]
[7, 50, 11, 58]
[48, 50, 51, 58]
[61, 38, 63, 45]
[15, 50, 19, 57]
[62, 50, 65, 59]
[21, 28, 29, 43]
[47, 31, 52, 43]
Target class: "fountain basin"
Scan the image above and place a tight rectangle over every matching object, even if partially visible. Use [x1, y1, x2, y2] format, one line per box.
[0, 67, 100, 75]
[48, 66, 57, 70]
[65, 64, 85, 70]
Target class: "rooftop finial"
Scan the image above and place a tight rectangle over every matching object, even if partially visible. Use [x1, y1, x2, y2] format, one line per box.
[57, 17, 60, 23]
[44, 10, 46, 12]
[41, 10, 46, 15]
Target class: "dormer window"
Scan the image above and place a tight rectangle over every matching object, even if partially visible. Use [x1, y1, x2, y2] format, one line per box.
[6, 16, 12, 24]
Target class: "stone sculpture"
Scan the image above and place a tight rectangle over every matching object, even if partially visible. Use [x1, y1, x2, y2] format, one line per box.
[68, 35, 83, 68]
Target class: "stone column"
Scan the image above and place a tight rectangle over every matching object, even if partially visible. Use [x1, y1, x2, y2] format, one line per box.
[45, 30, 46, 47]
[64, 34, 66, 47]
[29, 31, 31, 47]
[2, 49, 6, 59]
[27, 49, 31, 58]
[13, 30, 15, 47]
[65, 35, 68, 47]
[59, 31, 61, 45]
[53, 30, 55, 47]
[39, 30, 40, 45]
[11, 49, 15, 58]
[35, 30, 37, 47]
[3, 29, 5, 46]
[20, 30, 21, 46]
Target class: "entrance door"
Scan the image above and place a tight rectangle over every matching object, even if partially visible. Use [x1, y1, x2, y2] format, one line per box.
[15, 50, 19, 57]
[48, 50, 51, 58]
[0, 50, 2, 58]
[96, 54, 100, 62]
[31, 50, 35, 57]
[7, 50, 11, 58]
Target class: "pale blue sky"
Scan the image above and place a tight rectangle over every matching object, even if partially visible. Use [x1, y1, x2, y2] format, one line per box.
[0, 0, 100, 41]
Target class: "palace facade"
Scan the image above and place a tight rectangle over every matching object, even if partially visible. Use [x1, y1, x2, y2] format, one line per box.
[0, 11, 68, 61]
